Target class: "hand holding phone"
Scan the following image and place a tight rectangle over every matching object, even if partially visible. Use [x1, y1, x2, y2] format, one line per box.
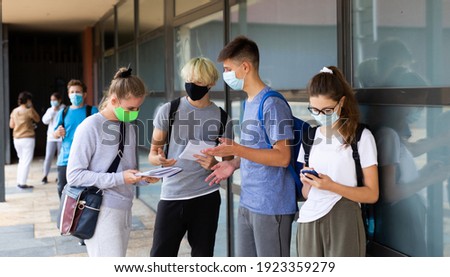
[301, 169, 319, 179]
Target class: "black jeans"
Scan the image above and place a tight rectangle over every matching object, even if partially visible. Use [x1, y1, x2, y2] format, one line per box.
[57, 166, 67, 199]
[150, 190, 221, 257]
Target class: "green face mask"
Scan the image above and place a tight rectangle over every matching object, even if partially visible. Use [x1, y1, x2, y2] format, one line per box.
[114, 106, 139, 122]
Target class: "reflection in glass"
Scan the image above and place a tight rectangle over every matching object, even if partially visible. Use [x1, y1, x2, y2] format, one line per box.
[353, 0, 450, 88]
[362, 99, 450, 256]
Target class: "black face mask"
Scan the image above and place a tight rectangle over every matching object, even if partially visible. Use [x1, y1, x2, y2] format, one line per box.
[185, 83, 210, 101]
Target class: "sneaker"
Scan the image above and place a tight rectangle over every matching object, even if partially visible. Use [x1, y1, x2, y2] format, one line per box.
[17, 184, 34, 189]
[78, 239, 86, 246]
[41, 176, 48, 184]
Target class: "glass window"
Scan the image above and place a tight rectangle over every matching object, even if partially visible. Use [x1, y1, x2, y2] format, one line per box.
[174, 11, 224, 93]
[138, 36, 165, 93]
[117, 0, 135, 46]
[175, 0, 215, 16]
[118, 46, 136, 73]
[139, 0, 164, 35]
[353, 0, 450, 88]
[103, 53, 116, 89]
[230, 0, 337, 90]
[360, 96, 450, 257]
[103, 14, 115, 50]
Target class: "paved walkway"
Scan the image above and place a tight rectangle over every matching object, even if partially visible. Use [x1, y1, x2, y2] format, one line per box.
[0, 158, 190, 257]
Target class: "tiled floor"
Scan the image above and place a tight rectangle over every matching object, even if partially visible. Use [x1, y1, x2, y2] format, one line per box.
[0, 158, 191, 257]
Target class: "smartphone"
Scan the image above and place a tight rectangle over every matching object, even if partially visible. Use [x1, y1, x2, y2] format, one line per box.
[301, 169, 319, 178]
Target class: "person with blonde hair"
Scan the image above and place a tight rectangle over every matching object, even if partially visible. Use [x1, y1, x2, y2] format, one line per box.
[67, 67, 159, 256]
[148, 57, 233, 257]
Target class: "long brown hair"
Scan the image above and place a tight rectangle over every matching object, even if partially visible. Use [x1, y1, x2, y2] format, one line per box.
[307, 66, 360, 145]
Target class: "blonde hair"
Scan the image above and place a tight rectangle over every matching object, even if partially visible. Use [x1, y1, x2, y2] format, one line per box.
[180, 57, 219, 86]
[99, 67, 148, 110]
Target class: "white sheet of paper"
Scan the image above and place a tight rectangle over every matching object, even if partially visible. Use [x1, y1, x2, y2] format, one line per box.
[135, 166, 182, 178]
[178, 140, 216, 161]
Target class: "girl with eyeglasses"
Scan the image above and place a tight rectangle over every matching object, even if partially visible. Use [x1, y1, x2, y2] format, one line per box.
[296, 66, 379, 257]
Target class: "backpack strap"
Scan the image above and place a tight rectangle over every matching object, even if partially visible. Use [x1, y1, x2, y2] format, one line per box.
[302, 126, 318, 167]
[86, 105, 92, 117]
[351, 123, 367, 187]
[165, 97, 181, 158]
[61, 106, 70, 128]
[217, 107, 228, 144]
[258, 90, 290, 147]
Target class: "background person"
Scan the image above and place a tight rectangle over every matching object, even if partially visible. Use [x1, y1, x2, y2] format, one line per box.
[53, 79, 98, 199]
[41, 92, 65, 184]
[9, 91, 41, 189]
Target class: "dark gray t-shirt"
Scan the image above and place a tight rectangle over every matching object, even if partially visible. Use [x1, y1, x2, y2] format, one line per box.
[154, 96, 233, 200]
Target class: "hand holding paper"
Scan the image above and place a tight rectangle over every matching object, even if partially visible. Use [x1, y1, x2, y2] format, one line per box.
[179, 140, 216, 161]
[135, 167, 182, 178]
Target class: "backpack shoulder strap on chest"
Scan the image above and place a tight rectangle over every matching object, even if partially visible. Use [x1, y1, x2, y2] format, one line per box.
[86, 105, 92, 117]
[61, 106, 70, 128]
[351, 123, 367, 187]
[302, 126, 318, 167]
[258, 90, 290, 147]
[165, 97, 181, 157]
[218, 107, 227, 138]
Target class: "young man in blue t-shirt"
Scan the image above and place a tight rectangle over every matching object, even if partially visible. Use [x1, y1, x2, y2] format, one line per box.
[53, 79, 98, 199]
[203, 36, 296, 257]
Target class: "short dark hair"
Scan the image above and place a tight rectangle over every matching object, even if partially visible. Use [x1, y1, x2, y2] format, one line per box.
[18, 91, 32, 105]
[218, 35, 260, 70]
[67, 79, 87, 92]
[51, 92, 62, 100]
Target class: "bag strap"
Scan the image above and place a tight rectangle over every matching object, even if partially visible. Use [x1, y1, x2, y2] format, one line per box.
[165, 97, 181, 157]
[302, 126, 318, 167]
[107, 122, 126, 173]
[351, 124, 366, 187]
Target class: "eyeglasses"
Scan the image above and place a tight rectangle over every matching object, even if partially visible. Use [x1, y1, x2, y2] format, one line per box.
[307, 101, 340, 116]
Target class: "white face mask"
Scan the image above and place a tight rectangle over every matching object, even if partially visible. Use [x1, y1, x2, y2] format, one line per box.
[223, 71, 244, 91]
[312, 112, 340, 127]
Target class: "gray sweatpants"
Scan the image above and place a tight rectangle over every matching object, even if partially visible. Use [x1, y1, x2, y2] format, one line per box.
[236, 206, 295, 257]
[85, 206, 132, 257]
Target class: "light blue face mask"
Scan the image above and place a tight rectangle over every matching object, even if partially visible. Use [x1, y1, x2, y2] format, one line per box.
[223, 71, 244, 91]
[50, 100, 59, 107]
[69, 93, 83, 106]
[312, 112, 340, 127]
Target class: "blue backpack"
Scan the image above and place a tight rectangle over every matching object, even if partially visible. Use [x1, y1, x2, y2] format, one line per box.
[245, 90, 310, 201]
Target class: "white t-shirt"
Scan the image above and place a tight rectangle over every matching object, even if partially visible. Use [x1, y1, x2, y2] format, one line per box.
[297, 127, 378, 223]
